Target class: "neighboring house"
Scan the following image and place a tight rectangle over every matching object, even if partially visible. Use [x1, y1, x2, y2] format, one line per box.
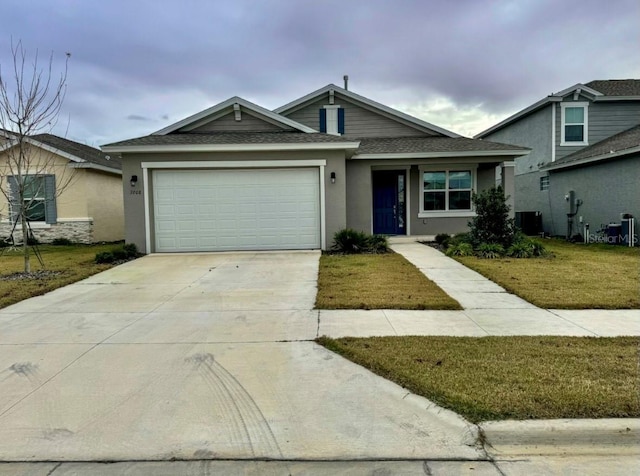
[0, 134, 124, 244]
[102, 83, 529, 253]
[476, 80, 640, 238]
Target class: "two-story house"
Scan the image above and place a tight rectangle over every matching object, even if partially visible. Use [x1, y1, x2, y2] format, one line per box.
[476, 80, 640, 241]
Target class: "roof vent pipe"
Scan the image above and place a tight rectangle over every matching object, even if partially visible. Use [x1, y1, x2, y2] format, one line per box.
[343, 75, 349, 90]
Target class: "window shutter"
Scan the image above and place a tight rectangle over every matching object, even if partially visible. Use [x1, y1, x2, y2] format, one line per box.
[319, 108, 327, 133]
[337, 108, 345, 134]
[7, 176, 19, 223]
[44, 175, 57, 224]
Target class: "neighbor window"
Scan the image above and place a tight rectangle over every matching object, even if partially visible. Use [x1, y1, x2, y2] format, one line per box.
[561, 103, 588, 145]
[8, 174, 57, 224]
[540, 175, 549, 191]
[422, 170, 472, 212]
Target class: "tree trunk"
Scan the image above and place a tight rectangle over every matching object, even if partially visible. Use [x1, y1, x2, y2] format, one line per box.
[21, 213, 30, 273]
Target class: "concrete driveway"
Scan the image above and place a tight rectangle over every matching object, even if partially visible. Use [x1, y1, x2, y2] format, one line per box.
[0, 252, 479, 462]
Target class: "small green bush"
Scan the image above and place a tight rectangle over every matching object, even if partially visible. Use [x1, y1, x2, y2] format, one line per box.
[506, 242, 534, 258]
[450, 232, 471, 247]
[468, 186, 516, 249]
[51, 238, 74, 246]
[435, 233, 450, 246]
[94, 243, 142, 264]
[476, 243, 505, 259]
[95, 251, 115, 264]
[122, 243, 140, 258]
[331, 229, 389, 254]
[531, 241, 549, 257]
[445, 242, 474, 257]
[368, 234, 389, 254]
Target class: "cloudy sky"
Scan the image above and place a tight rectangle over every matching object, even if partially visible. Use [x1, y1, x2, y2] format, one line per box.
[0, 0, 637, 147]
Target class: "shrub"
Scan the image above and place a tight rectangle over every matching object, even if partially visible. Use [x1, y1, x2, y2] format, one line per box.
[506, 242, 534, 258]
[476, 243, 505, 259]
[368, 234, 389, 254]
[435, 233, 450, 246]
[122, 243, 140, 258]
[94, 243, 142, 264]
[468, 186, 516, 249]
[51, 238, 73, 246]
[531, 241, 549, 257]
[449, 232, 471, 247]
[332, 229, 370, 254]
[445, 242, 474, 257]
[95, 251, 114, 264]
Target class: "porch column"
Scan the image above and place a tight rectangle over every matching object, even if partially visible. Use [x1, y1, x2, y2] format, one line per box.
[500, 162, 515, 218]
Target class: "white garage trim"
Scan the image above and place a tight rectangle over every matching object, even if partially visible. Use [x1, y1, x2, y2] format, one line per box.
[104, 142, 359, 153]
[141, 160, 327, 169]
[143, 162, 327, 253]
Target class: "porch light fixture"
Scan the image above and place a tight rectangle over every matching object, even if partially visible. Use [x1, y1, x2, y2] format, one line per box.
[130, 175, 138, 187]
[330, 172, 336, 184]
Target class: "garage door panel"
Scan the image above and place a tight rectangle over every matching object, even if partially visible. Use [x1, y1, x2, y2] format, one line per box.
[153, 168, 320, 252]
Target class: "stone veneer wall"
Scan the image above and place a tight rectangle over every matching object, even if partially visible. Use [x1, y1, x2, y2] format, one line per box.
[0, 220, 93, 244]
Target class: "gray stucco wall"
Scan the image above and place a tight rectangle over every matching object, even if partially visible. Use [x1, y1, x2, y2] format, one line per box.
[345, 159, 510, 236]
[121, 150, 347, 253]
[515, 171, 555, 233]
[547, 155, 640, 237]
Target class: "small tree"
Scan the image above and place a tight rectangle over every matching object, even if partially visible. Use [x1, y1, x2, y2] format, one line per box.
[0, 40, 72, 272]
[468, 185, 516, 248]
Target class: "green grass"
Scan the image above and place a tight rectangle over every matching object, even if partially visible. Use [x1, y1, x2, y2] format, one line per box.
[455, 239, 640, 308]
[318, 335, 640, 423]
[315, 252, 461, 310]
[0, 243, 125, 309]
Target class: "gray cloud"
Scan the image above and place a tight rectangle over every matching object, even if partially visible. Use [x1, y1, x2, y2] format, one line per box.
[0, 0, 637, 144]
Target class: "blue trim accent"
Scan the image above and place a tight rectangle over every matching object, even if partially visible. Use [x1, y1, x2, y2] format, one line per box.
[337, 108, 345, 134]
[319, 108, 326, 133]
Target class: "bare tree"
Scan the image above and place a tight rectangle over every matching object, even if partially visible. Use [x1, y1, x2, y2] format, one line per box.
[0, 40, 72, 273]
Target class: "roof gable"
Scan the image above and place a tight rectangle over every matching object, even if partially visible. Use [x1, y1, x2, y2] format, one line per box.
[153, 96, 316, 135]
[477, 79, 640, 138]
[275, 84, 460, 138]
[0, 134, 121, 173]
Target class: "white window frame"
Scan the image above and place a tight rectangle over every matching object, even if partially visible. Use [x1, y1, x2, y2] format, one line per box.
[560, 102, 588, 146]
[323, 105, 340, 135]
[418, 166, 477, 218]
[540, 175, 549, 191]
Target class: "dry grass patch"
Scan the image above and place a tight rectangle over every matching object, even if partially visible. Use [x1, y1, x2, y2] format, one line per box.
[0, 244, 124, 309]
[455, 239, 640, 308]
[318, 335, 640, 423]
[315, 252, 461, 310]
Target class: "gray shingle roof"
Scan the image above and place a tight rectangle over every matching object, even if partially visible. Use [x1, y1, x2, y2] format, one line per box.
[355, 136, 529, 154]
[546, 124, 640, 169]
[585, 80, 640, 96]
[103, 132, 356, 147]
[32, 134, 121, 170]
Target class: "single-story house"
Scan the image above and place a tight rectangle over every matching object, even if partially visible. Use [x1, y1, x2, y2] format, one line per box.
[0, 133, 124, 244]
[102, 83, 529, 253]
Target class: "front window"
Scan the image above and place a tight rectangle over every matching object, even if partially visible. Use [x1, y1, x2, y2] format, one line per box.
[540, 175, 549, 191]
[422, 170, 472, 212]
[561, 103, 588, 145]
[23, 175, 46, 221]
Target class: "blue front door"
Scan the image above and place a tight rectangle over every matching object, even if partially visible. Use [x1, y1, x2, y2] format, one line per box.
[373, 171, 406, 235]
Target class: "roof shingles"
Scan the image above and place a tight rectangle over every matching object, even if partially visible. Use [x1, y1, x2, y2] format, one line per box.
[32, 134, 121, 170]
[585, 80, 640, 97]
[355, 136, 529, 154]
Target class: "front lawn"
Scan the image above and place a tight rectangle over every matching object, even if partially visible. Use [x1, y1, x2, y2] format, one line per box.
[454, 239, 640, 308]
[0, 243, 124, 309]
[316, 252, 461, 310]
[318, 335, 640, 423]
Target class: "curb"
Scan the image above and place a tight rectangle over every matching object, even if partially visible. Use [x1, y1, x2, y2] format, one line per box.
[479, 419, 640, 456]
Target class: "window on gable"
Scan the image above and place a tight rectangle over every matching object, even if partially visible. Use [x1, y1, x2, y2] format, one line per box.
[561, 103, 588, 145]
[319, 106, 345, 135]
[422, 170, 473, 212]
[540, 175, 549, 191]
[8, 174, 57, 224]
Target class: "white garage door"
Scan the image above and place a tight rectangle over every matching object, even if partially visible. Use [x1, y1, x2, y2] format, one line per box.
[152, 168, 321, 252]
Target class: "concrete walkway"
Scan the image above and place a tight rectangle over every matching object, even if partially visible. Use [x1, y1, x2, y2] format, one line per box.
[318, 241, 640, 338]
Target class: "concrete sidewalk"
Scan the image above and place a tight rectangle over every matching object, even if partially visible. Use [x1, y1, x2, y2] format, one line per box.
[318, 241, 640, 338]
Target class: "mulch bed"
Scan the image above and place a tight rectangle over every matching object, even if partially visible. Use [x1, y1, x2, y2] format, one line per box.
[0, 270, 63, 281]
